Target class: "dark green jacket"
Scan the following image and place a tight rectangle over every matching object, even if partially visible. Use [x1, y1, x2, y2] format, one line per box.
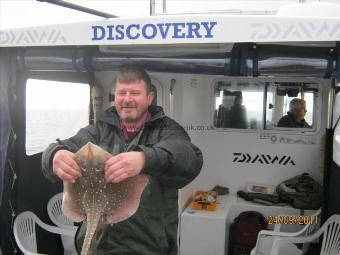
[41, 105, 203, 255]
[277, 112, 310, 128]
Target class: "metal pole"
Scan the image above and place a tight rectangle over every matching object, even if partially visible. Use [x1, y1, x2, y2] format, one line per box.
[162, 0, 167, 13]
[36, 0, 118, 18]
[150, 0, 156, 16]
[169, 79, 176, 117]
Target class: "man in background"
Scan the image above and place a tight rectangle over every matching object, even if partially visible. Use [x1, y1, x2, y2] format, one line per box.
[228, 93, 248, 129]
[278, 98, 310, 128]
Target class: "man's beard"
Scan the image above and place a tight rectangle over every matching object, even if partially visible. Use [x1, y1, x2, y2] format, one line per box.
[121, 107, 147, 123]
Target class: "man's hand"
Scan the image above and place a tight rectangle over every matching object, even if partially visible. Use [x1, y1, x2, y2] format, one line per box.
[52, 149, 81, 183]
[104, 151, 145, 183]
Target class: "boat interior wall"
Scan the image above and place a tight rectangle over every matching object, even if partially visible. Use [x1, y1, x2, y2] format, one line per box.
[16, 44, 339, 78]
[94, 70, 329, 212]
[180, 77, 327, 210]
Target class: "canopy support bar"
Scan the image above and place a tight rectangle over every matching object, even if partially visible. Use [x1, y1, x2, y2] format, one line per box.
[36, 0, 118, 18]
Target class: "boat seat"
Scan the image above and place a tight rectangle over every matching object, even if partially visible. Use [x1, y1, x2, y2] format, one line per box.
[47, 193, 78, 255]
[13, 211, 76, 255]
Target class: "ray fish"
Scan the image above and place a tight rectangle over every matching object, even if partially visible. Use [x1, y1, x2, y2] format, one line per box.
[62, 142, 149, 255]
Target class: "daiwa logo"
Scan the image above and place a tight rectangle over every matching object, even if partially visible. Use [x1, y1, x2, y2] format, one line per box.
[233, 153, 296, 166]
[0, 30, 67, 44]
[250, 22, 340, 40]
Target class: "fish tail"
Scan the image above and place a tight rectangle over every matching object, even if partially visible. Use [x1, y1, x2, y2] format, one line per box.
[81, 212, 101, 255]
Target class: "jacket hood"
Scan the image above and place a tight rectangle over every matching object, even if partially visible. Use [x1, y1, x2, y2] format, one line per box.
[99, 105, 165, 127]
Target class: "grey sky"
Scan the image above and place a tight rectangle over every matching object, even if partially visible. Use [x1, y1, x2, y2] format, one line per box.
[1, 0, 340, 30]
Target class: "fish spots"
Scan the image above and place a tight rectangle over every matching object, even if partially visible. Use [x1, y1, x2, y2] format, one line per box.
[62, 142, 149, 255]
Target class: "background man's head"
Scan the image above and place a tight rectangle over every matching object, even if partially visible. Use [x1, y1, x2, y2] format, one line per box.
[234, 93, 243, 106]
[289, 98, 307, 122]
[221, 90, 233, 108]
[115, 65, 154, 122]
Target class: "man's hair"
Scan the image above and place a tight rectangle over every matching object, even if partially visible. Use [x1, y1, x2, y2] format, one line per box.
[116, 65, 152, 92]
[289, 98, 306, 112]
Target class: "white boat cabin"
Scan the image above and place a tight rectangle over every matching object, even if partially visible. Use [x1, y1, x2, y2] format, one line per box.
[0, 1, 340, 255]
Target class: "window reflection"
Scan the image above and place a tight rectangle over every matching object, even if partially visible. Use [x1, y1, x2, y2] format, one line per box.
[271, 83, 316, 129]
[213, 80, 318, 131]
[214, 81, 264, 129]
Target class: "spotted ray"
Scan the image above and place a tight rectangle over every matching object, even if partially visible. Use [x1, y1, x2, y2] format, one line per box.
[62, 142, 149, 255]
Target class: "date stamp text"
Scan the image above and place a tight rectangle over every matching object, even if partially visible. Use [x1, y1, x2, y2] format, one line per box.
[268, 215, 319, 225]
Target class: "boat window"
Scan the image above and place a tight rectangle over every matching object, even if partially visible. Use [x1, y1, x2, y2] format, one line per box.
[214, 81, 265, 129]
[213, 80, 318, 131]
[25, 79, 90, 155]
[266, 82, 317, 130]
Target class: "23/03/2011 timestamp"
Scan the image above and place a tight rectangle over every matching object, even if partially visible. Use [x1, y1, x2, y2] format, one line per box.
[268, 215, 319, 225]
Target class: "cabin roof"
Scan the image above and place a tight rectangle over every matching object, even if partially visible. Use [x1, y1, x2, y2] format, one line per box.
[0, 10, 340, 47]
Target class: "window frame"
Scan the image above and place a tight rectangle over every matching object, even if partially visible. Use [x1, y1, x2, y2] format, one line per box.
[211, 77, 322, 134]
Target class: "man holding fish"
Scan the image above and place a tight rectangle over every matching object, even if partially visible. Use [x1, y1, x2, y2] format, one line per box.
[42, 65, 203, 255]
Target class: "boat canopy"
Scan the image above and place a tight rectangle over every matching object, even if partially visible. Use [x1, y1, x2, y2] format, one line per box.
[0, 13, 340, 47]
[14, 44, 339, 79]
